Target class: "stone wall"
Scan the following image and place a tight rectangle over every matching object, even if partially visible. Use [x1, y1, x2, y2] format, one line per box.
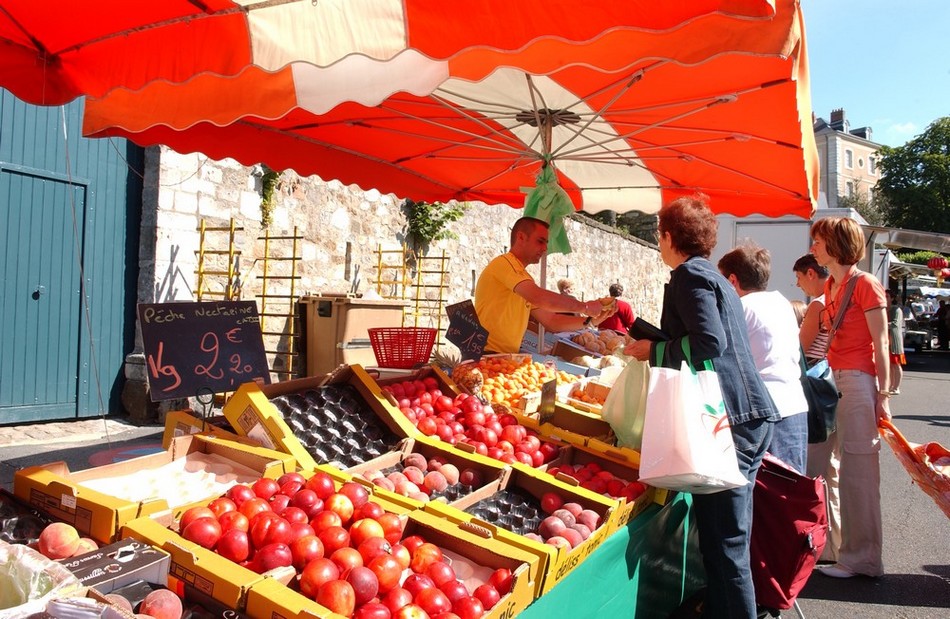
[131, 146, 667, 381]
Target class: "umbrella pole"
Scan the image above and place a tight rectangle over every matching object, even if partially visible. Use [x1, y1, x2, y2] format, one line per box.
[537, 257, 547, 353]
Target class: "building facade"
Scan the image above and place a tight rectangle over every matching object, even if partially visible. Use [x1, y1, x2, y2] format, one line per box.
[813, 108, 882, 209]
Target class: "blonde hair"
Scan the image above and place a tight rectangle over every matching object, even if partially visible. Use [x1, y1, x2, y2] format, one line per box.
[790, 299, 807, 326]
[557, 278, 575, 294]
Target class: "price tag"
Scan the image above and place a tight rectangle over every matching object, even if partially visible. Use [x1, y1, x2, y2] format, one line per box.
[445, 300, 488, 361]
[138, 301, 270, 401]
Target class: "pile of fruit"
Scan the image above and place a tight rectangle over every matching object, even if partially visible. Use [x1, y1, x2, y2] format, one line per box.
[174, 471, 514, 618]
[570, 330, 632, 355]
[568, 384, 608, 409]
[356, 452, 487, 503]
[547, 462, 647, 503]
[452, 356, 580, 411]
[381, 377, 561, 467]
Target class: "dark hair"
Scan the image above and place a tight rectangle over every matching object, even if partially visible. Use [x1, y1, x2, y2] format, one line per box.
[658, 195, 718, 258]
[510, 216, 548, 246]
[810, 217, 865, 265]
[792, 254, 829, 278]
[718, 244, 771, 291]
[609, 283, 623, 297]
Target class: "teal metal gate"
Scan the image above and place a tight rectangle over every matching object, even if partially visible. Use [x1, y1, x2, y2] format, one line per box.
[0, 90, 143, 424]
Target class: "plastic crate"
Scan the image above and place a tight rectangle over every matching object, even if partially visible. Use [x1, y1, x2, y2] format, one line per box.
[368, 327, 437, 368]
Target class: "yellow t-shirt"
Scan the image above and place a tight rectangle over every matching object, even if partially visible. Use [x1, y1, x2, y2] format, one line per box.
[474, 253, 533, 353]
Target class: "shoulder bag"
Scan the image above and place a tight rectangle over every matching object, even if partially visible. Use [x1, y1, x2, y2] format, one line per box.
[801, 274, 858, 443]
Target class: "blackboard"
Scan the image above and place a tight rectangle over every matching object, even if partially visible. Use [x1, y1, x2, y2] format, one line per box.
[445, 299, 488, 361]
[138, 301, 271, 401]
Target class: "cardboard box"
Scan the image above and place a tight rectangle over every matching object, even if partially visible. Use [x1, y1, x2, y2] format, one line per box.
[222, 365, 414, 471]
[161, 409, 254, 450]
[514, 403, 613, 447]
[582, 437, 671, 506]
[121, 477, 413, 613]
[14, 434, 295, 543]
[543, 446, 656, 534]
[424, 463, 617, 596]
[564, 378, 611, 415]
[245, 510, 540, 619]
[345, 435, 508, 509]
[58, 539, 171, 593]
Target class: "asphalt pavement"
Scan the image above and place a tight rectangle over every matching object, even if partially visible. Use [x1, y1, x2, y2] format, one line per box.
[1, 353, 948, 618]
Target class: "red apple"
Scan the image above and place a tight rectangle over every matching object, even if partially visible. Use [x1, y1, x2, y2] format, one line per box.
[473, 584, 501, 610]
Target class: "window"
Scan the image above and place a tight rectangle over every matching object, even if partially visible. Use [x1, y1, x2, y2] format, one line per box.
[867, 187, 874, 201]
[858, 157, 864, 169]
[845, 149, 853, 168]
[869, 156, 877, 174]
[846, 181, 854, 197]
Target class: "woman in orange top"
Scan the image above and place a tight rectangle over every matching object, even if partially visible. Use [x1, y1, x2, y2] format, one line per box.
[807, 217, 890, 579]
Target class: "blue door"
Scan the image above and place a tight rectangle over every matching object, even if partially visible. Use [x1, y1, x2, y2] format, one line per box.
[0, 166, 87, 421]
[0, 89, 143, 424]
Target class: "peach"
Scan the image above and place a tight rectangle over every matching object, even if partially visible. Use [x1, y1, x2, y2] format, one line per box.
[372, 477, 396, 492]
[423, 471, 448, 493]
[459, 468, 482, 487]
[409, 492, 431, 503]
[402, 466, 425, 486]
[72, 537, 99, 556]
[38, 522, 81, 559]
[104, 594, 134, 613]
[561, 502, 584, 517]
[545, 536, 572, 549]
[560, 527, 584, 549]
[576, 509, 602, 530]
[538, 516, 566, 539]
[402, 453, 428, 471]
[570, 523, 592, 541]
[139, 589, 183, 619]
[427, 456, 448, 470]
[551, 509, 576, 528]
[439, 463, 460, 486]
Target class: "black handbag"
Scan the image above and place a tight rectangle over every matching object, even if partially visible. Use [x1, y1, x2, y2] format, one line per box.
[800, 275, 858, 444]
[801, 354, 839, 443]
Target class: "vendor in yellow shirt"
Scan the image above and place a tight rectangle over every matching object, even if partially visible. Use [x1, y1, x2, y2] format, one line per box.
[474, 217, 614, 353]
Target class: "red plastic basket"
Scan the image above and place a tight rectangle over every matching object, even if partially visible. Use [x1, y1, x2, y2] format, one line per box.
[368, 327, 438, 369]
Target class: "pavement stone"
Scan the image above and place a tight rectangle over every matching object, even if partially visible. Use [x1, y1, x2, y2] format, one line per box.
[0, 417, 160, 447]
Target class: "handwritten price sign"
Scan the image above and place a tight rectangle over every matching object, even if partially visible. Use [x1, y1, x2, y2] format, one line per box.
[445, 300, 488, 361]
[138, 301, 271, 401]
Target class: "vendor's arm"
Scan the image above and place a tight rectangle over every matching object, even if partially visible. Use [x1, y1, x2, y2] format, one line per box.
[866, 307, 891, 421]
[513, 280, 604, 317]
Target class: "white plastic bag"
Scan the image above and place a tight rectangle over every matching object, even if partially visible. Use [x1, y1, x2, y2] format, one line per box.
[638, 342, 748, 494]
[600, 359, 650, 450]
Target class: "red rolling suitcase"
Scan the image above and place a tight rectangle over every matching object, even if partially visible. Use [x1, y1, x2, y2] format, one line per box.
[750, 454, 828, 614]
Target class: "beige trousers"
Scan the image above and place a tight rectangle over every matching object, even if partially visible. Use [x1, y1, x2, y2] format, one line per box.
[806, 368, 884, 576]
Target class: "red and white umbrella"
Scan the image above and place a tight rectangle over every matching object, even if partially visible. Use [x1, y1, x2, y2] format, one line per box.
[80, 0, 818, 217]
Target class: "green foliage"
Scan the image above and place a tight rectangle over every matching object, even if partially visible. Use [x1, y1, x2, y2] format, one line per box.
[837, 192, 887, 226]
[404, 199, 468, 249]
[876, 117, 950, 233]
[897, 250, 945, 265]
[259, 165, 281, 227]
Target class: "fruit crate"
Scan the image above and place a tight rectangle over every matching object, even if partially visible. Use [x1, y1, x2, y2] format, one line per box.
[223, 365, 416, 471]
[564, 378, 611, 415]
[0, 488, 53, 546]
[373, 363, 463, 399]
[424, 463, 617, 596]
[346, 436, 508, 510]
[246, 509, 540, 619]
[161, 409, 256, 450]
[14, 434, 295, 544]
[542, 444, 657, 534]
[121, 471, 413, 615]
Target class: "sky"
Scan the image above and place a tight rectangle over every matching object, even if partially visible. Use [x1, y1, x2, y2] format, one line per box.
[802, 0, 950, 147]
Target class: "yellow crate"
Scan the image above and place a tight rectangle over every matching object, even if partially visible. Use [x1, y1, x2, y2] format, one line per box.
[14, 434, 294, 544]
[161, 409, 255, 450]
[222, 365, 415, 471]
[424, 463, 617, 596]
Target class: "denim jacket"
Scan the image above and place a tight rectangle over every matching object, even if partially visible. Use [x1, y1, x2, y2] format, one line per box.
[651, 256, 779, 425]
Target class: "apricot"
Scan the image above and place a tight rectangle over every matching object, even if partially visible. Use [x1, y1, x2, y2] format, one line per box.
[139, 589, 183, 619]
[38, 522, 81, 559]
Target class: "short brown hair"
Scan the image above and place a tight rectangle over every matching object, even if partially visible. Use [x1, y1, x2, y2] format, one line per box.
[810, 217, 865, 265]
[511, 216, 548, 246]
[658, 195, 718, 258]
[792, 253, 829, 278]
[718, 244, 771, 291]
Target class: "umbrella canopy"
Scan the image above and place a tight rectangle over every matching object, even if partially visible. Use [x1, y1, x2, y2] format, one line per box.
[0, 0, 777, 106]
[82, 0, 817, 218]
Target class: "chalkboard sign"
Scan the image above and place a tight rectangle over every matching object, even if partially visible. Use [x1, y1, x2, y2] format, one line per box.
[445, 300, 488, 361]
[138, 301, 271, 401]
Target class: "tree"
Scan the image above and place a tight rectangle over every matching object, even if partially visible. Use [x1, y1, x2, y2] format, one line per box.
[837, 191, 887, 226]
[876, 117, 950, 233]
